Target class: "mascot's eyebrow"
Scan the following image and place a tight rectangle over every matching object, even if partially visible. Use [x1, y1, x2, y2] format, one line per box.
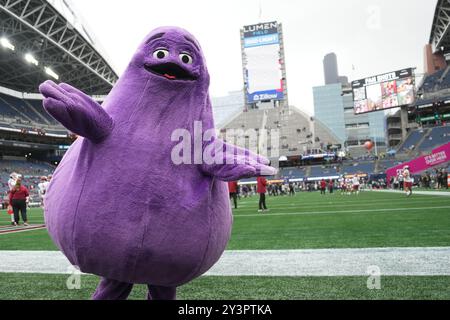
[184, 36, 200, 51]
[146, 33, 166, 44]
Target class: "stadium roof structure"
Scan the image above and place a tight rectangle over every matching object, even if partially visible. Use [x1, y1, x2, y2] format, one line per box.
[0, 0, 118, 95]
[430, 0, 450, 54]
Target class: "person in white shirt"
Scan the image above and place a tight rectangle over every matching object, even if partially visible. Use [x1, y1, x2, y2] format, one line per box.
[339, 176, 346, 195]
[352, 176, 360, 195]
[7, 173, 18, 225]
[38, 176, 50, 207]
[403, 166, 413, 196]
[398, 172, 404, 190]
[345, 178, 352, 195]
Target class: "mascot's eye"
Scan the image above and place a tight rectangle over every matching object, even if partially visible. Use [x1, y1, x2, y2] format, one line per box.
[153, 49, 169, 59]
[179, 53, 193, 64]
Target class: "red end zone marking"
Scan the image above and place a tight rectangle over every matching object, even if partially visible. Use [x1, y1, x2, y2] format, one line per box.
[0, 225, 46, 235]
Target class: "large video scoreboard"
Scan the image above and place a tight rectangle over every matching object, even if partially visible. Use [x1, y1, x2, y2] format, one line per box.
[352, 68, 415, 115]
[242, 21, 284, 104]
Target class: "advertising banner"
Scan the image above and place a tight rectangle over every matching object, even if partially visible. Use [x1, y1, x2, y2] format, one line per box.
[386, 142, 450, 181]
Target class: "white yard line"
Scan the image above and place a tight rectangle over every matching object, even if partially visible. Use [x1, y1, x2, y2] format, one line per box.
[372, 189, 450, 197]
[235, 198, 450, 209]
[233, 205, 450, 218]
[236, 195, 449, 207]
[0, 227, 46, 235]
[0, 225, 46, 235]
[0, 247, 449, 276]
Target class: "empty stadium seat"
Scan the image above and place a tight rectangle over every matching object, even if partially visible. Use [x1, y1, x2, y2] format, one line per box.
[0, 92, 62, 128]
[419, 126, 450, 151]
[309, 166, 339, 178]
[399, 130, 424, 152]
[342, 161, 375, 174]
[0, 160, 56, 196]
[279, 167, 307, 179]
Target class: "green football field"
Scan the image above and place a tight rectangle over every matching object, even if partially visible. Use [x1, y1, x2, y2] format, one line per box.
[0, 190, 449, 300]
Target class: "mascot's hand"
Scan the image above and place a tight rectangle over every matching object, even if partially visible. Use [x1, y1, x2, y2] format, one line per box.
[39, 80, 114, 143]
[201, 139, 278, 182]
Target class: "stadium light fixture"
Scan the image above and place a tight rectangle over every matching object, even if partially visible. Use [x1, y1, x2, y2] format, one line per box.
[45, 67, 59, 80]
[25, 53, 39, 66]
[0, 37, 15, 51]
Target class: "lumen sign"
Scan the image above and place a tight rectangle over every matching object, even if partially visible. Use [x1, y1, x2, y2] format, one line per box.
[243, 22, 278, 38]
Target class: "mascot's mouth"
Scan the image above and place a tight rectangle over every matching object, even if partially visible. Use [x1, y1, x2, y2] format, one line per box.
[144, 63, 197, 81]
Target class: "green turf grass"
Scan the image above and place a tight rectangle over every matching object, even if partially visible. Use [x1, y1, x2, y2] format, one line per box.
[0, 273, 449, 300]
[414, 188, 450, 192]
[0, 208, 57, 251]
[1, 192, 449, 251]
[1, 192, 449, 300]
[228, 192, 450, 250]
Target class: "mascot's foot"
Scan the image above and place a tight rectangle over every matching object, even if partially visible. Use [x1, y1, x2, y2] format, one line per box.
[92, 278, 133, 300]
[147, 285, 177, 300]
[92, 278, 177, 300]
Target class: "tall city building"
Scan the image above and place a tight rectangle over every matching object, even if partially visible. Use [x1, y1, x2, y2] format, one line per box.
[313, 83, 386, 156]
[313, 83, 346, 142]
[323, 53, 339, 85]
[323, 53, 350, 86]
[314, 52, 386, 156]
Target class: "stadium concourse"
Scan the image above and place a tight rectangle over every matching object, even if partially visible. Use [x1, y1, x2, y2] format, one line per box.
[0, 0, 449, 300]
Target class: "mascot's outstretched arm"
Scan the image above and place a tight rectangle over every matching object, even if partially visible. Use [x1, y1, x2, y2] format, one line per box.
[201, 139, 277, 181]
[39, 80, 114, 143]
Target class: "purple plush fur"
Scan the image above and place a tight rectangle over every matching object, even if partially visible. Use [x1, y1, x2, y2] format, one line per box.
[39, 27, 276, 300]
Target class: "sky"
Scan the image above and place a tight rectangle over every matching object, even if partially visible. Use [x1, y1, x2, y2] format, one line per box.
[69, 0, 437, 116]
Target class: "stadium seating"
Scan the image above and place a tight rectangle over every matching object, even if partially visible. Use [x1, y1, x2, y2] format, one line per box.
[279, 167, 307, 179]
[421, 69, 447, 93]
[419, 66, 450, 95]
[309, 166, 340, 178]
[342, 161, 375, 174]
[277, 160, 378, 181]
[24, 99, 58, 125]
[0, 160, 56, 198]
[378, 160, 403, 172]
[419, 126, 450, 151]
[0, 92, 62, 130]
[0, 97, 19, 119]
[221, 107, 342, 158]
[0, 94, 39, 123]
[399, 130, 426, 152]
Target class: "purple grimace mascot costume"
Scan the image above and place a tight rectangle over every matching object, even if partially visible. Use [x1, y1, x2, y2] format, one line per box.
[39, 27, 276, 300]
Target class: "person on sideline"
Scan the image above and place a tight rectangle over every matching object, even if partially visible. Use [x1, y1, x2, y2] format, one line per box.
[328, 179, 334, 194]
[320, 179, 327, 195]
[403, 166, 413, 197]
[352, 175, 360, 195]
[257, 176, 268, 213]
[7, 172, 19, 225]
[289, 183, 295, 196]
[228, 181, 239, 210]
[9, 178, 30, 226]
[38, 176, 49, 208]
